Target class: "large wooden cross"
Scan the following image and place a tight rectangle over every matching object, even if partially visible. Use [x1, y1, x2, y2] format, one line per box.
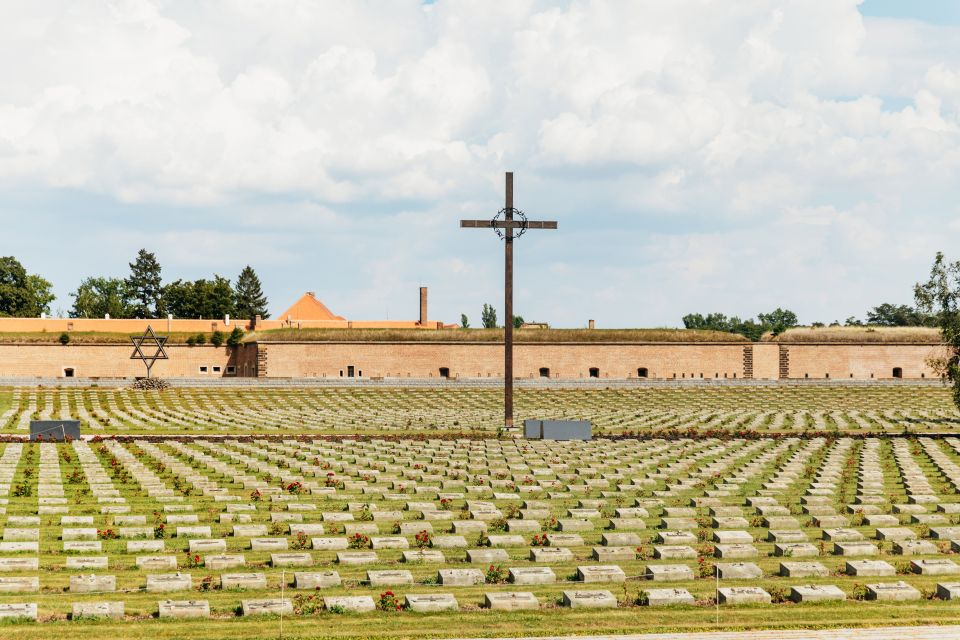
[461, 172, 557, 429]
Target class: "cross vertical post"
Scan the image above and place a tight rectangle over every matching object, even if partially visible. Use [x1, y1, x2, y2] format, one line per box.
[504, 172, 514, 428]
[460, 172, 557, 432]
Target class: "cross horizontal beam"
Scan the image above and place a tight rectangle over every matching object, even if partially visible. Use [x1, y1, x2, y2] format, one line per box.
[460, 219, 558, 230]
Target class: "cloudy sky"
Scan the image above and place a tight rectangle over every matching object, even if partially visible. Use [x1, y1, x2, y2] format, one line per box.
[2, 0, 960, 327]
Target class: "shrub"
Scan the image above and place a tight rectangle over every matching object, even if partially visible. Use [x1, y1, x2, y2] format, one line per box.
[154, 523, 166, 539]
[348, 533, 370, 549]
[210, 330, 224, 347]
[194, 333, 207, 345]
[768, 586, 787, 603]
[185, 336, 196, 346]
[269, 522, 287, 536]
[291, 532, 309, 550]
[294, 593, 323, 615]
[415, 530, 431, 549]
[97, 528, 118, 540]
[250, 489, 262, 502]
[377, 591, 401, 611]
[485, 564, 507, 584]
[851, 583, 869, 600]
[895, 560, 912, 575]
[59, 332, 70, 345]
[227, 326, 245, 347]
[634, 590, 649, 606]
[530, 533, 547, 547]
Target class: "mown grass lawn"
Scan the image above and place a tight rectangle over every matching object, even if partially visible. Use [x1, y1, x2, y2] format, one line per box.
[4, 601, 960, 640]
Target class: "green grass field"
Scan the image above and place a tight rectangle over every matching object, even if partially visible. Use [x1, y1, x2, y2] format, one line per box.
[1, 385, 957, 436]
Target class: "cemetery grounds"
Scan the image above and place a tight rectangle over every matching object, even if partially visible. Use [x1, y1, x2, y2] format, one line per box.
[0, 385, 959, 639]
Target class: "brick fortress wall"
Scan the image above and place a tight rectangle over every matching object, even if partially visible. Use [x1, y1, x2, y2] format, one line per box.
[0, 341, 943, 380]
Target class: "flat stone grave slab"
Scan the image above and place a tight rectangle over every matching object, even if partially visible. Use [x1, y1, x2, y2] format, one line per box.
[336, 551, 378, 565]
[69, 574, 116, 593]
[654, 545, 697, 559]
[467, 548, 509, 563]
[189, 539, 227, 553]
[250, 538, 288, 551]
[716, 562, 762, 579]
[72, 601, 124, 619]
[404, 593, 458, 612]
[63, 541, 99, 552]
[205, 554, 246, 570]
[430, 535, 467, 548]
[66, 557, 108, 570]
[0, 558, 38, 571]
[779, 562, 829, 577]
[509, 567, 556, 584]
[593, 546, 635, 562]
[602, 533, 642, 547]
[294, 571, 341, 589]
[146, 573, 192, 592]
[773, 542, 820, 558]
[484, 591, 539, 610]
[717, 586, 771, 605]
[823, 528, 863, 542]
[0, 576, 38, 592]
[845, 560, 895, 576]
[656, 531, 697, 545]
[646, 564, 694, 581]
[714, 544, 757, 559]
[894, 540, 939, 555]
[271, 553, 313, 567]
[324, 595, 376, 612]
[136, 556, 178, 570]
[643, 588, 695, 606]
[790, 584, 845, 603]
[546, 533, 584, 546]
[562, 589, 617, 609]
[158, 599, 210, 618]
[439, 568, 485, 586]
[241, 598, 293, 616]
[768, 530, 808, 543]
[367, 569, 414, 586]
[0, 603, 37, 620]
[487, 535, 526, 547]
[221, 573, 267, 589]
[311, 537, 348, 550]
[912, 559, 960, 575]
[834, 542, 879, 556]
[577, 565, 626, 583]
[866, 580, 921, 601]
[530, 547, 573, 563]
[936, 582, 960, 600]
[876, 527, 916, 541]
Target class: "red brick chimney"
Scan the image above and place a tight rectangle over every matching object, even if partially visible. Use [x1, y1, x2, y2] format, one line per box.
[419, 287, 428, 326]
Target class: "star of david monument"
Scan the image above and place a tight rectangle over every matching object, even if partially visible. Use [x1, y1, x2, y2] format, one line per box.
[461, 172, 557, 430]
[130, 325, 169, 379]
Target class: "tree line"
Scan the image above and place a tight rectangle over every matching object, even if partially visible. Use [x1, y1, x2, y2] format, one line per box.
[0, 250, 270, 320]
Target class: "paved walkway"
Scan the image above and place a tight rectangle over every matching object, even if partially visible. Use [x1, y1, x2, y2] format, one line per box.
[455, 627, 960, 640]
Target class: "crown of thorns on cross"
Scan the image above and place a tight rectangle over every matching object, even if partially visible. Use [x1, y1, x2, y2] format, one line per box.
[492, 207, 528, 240]
[130, 325, 168, 376]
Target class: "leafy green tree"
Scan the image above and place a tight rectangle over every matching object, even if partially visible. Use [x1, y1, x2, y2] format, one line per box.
[24, 274, 54, 317]
[0, 257, 54, 317]
[481, 303, 498, 329]
[845, 316, 864, 326]
[125, 249, 163, 318]
[512, 315, 525, 329]
[460, 314, 470, 329]
[164, 276, 235, 319]
[915, 252, 960, 406]
[234, 265, 269, 319]
[756, 308, 799, 335]
[866, 302, 935, 327]
[70, 277, 131, 318]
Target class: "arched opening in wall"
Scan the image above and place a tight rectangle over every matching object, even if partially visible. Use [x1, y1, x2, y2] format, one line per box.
[825, 373, 830, 379]
[339, 370, 343, 377]
[893, 367, 903, 379]
[589, 367, 600, 378]
[439, 367, 450, 379]
[539, 367, 550, 378]
[637, 367, 648, 378]
[63, 368, 74, 378]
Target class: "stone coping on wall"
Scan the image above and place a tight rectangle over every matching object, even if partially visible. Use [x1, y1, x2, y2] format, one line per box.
[0, 376, 946, 389]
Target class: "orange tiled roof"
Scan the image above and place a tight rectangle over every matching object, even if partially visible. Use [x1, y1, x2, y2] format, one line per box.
[278, 292, 345, 321]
